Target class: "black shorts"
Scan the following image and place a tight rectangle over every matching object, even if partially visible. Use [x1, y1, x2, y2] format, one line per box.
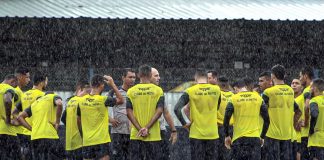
[66, 148, 83, 160]
[218, 125, 232, 160]
[17, 134, 32, 159]
[263, 137, 292, 160]
[0, 134, 21, 159]
[232, 137, 261, 160]
[129, 140, 162, 160]
[82, 143, 110, 159]
[300, 137, 310, 160]
[111, 133, 130, 160]
[291, 140, 298, 160]
[309, 146, 324, 160]
[32, 138, 65, 159]
[190, 138, 219, 160]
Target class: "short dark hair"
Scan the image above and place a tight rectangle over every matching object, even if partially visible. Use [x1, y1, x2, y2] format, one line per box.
[233, 77, 255, 90]
[91, 74, 105, 88]
[301, 66, 314, 80]
[312, 78, 324, 92]
[123, 68, 136, 77]
[218, 76, 228, 83]
[243, 77, 254, 91]
[45, 91, 55, 95]
[234, 79, 246, 88]
[33, 71, 47, 86]
[15, 66, 29, 75]
[138, 65, 152, 78]
[218, 76, 229, 89]
[259, 71, 271, 79]
[271, 64, 285, 80]
[76, 80, 90, 91]
[195, 68, 207, 78]
[5, 74, 17, 81]
[207, 70, 218, 78]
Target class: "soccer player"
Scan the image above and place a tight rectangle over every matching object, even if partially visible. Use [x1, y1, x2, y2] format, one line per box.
[174, 69, 221, 160]
[291, 78, 304, 160]
[182, 70, 218, 124]
[151, 67, 177, 160]
[216, 76, 234, 160]
[126, 65, 164, 160]
[14, 67, 30, 109]
[224, 78, 270, 160]
[307, 78, 324, 159]
[18, 91, 64, 159]
[13, 66, 31, 158]
[207, 70, 218, 85]
[262, 64, 302, 160]
[0, 74, 20, 159]
[61, 81, 90, 160]
[258, 71, 272, 93]
[108, 68, 136, 160]
[12, 71, 47, 159]
[299, 66, 314, 160]
[14, 67, 30, 105]
[78, 75, 123, 160]
[257, 71, 273, 159]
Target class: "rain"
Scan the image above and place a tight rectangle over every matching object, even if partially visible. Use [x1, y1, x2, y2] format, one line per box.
[0, 0, 324, 160]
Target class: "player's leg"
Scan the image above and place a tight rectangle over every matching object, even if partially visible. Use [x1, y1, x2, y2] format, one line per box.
[129, 140, 142, 160]
[300, 137, 310, 160]
[205, 139, 219, 160]
[189, 138, 205, 160]
[147, 141, 163, 160]
[280, 140, 292, 160]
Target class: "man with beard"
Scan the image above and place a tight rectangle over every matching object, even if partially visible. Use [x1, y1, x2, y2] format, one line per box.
[258, 71, 272, 159]
[258, 71, 272, 94]
[108, 68, 136, 160]
[13, 71, 47, 159]
[307, 78, 324, 159]
[262, 65, 301, 160]
[13, 66, 31, 159]
[299, 66, 314, 160]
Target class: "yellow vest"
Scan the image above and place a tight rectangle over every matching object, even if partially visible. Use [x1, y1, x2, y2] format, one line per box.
[14, 87, 24, 134]
[301, 86, 311, 137]
[127, 83, 164, 141]
[217, 91, 234, 125]
[264, 85, 295, 140]
[293, 94, 304, 142]
[308, 95, 324, 147]
[65, 96, 83, 150]
[19, 89, 44, 135]
[30, 94, 59, 140]
[186, 84, 221, 139]
[79, 94, 111, 146]
[231, 92, 263, 142]
[0, 84, 17, 136]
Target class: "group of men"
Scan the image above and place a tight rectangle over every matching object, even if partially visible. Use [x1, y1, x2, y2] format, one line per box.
[0, 64, 323, 160]
[174, 65, 324, 160]
[0, 65, 177, 160]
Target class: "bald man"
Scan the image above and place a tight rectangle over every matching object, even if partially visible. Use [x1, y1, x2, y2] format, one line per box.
[151, 67, 177, 160]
